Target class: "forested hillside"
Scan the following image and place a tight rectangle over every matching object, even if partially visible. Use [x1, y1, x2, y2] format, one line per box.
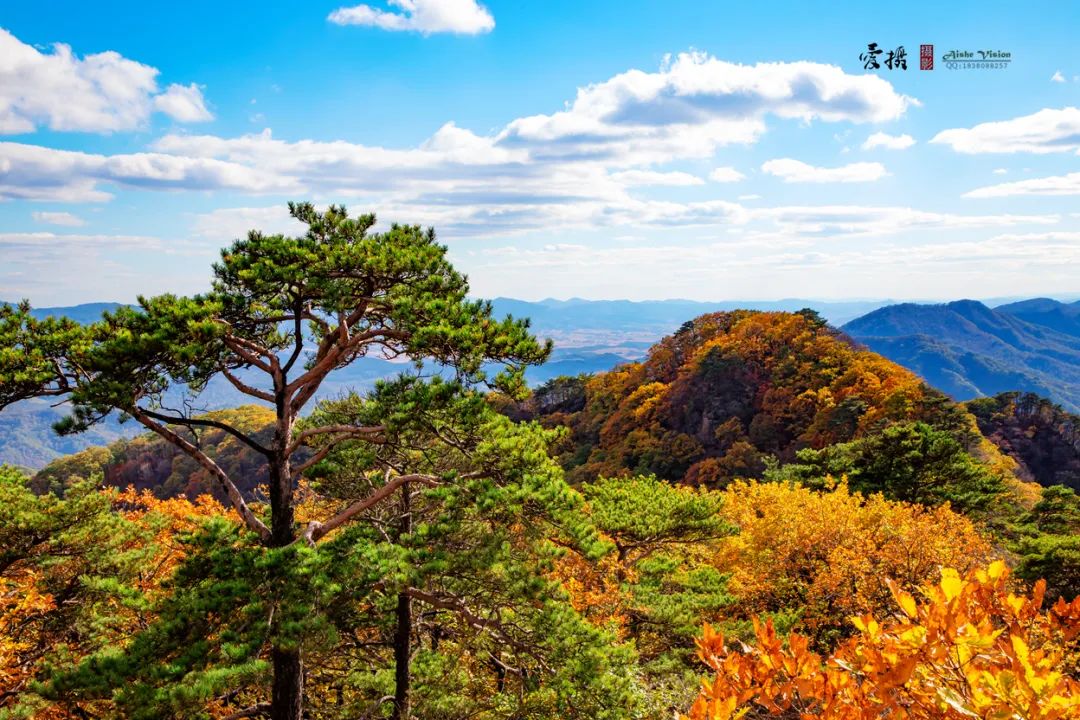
[31, 406, 277, 500]
[507, 310, 1004, 493]
[966, 392, 1080, 491]
[0, 298, 884, 470]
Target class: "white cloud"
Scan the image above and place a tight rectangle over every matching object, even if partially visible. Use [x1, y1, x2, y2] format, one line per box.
[932, 107, 1080, 154]
[752, 205, 1055, 237]
[32, 211, 84, 226]
[499, 53, 915, 166]
[761, 158, 887, 183]
[153, 83, 213, 122]
[709, 167, 745, 183]
[0, 231, 159, 250]
[964, 172, 1080, 198]
[609, 169, 704, 186]
[191, 206, 304, 241]
[0, 141, 295, 202]
[992, 168, 1008, 175]
[861, 131, 915, 150]
[0, 52, 921, 239]
[0, 27, 212, 133]
[328, 0, 494, 35]
[1052, 70, 1066, 83]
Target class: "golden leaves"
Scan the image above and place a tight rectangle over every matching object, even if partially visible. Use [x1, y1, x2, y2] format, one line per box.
[684, 562, 1080, 720]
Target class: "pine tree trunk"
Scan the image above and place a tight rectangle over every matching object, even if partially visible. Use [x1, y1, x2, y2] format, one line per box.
[391, 484, 412, 720]
[391, 591, 412, 720]
[271, 647, 304, 720]
[268, 444, 302, 720]
[268, 455, 295, 547]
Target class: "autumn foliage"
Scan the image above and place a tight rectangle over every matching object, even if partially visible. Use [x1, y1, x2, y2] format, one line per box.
[0, 469, 229, 716]
[715, 479, 994, 644]
[519, 311, 982, 488]
[686, 561, 1080, 720]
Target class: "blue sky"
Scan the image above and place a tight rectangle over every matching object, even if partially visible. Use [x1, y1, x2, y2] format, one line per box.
[2, 0, 1079, 305]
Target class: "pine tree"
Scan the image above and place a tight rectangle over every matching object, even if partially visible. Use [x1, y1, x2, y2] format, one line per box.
[0, 203, 549, 720]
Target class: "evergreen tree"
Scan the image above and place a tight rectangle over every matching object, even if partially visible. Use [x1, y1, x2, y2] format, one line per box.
[768, 422, 1006, 514]
[0, 203, 549, 720]
[579, 476, 734, 711]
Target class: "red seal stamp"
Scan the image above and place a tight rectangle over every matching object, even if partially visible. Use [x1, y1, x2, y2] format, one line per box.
[920, 44, 934, 70]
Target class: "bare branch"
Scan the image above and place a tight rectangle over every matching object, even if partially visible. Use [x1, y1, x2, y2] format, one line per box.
[298, 474, 442, 544]
[139, 408, 272, 457]
[221, 336, 274, 374]
[286, 327, 409, 413]
[287, 424, 384, 455]
[290, 444, 333, 479]
[131, 409, 271, 543]
[222, 703, 271, 720]
[405, 589, 552, 673]
[281, 297, 305, 375]
[222, 368, 274, 403]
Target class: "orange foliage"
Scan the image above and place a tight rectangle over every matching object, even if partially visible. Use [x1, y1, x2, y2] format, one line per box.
[686, 561, 1080, 720]
[0, 567, 56, 695]
[547, 311, 973, 486]
[114, 488, 234, 596]
[0, 488, 230, 709]
[551, 550, 631, 637]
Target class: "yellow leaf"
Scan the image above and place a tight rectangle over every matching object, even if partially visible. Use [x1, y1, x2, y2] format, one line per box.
[940, 568, 964, 601]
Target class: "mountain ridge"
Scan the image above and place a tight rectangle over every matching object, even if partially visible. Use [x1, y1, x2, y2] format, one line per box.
[843, 299, 1080, 413]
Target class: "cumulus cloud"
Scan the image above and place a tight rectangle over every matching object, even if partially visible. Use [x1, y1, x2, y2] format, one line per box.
[932, 107, 1080, 154]
[328, 0, 494, 35]
[1, 52, 916, 223]
[709, 167, 745, 182]
[32, 211, 85, 226]
[761, 158, 887, 183]
[0, 28, 213, 134]
[861, 131, 915, 150]
[964, 172, 1080, 198]
[498, 53, 915, 166]
[1052, 71, 1066, 83]
[153, 83, 213, 122]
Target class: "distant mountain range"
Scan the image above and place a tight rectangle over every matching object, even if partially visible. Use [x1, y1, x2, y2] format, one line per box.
[843, 299, 1080, 413]
[6, 295, 1080, 468]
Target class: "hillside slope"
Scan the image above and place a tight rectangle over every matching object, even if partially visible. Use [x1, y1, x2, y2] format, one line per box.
[32, 406, 276, 500]
[996, 297, 1080, 338]
[843, 300, 1080, 412]
[966, 392, 1080, 491]
[508, 310, 997, 488]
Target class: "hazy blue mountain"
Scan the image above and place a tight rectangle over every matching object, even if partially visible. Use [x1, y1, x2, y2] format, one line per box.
[490, 297, 887, 330]
[28, 302, 125, 324]
[996, 298, 1080, 338]
[843, 300, 1080, 413]
[8, 295, 1078, 468]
